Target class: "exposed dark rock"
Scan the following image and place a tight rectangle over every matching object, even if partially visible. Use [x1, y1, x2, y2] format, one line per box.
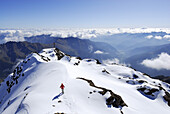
[137, 86, 159, 99]
[138, 80, 146, 84]
[129, 66, 136, 71]
[23, 61, 27, 64]
[74, 61, 80, 66]
[76, 57, 82, 60]
[146, 88, 159, 95]
[7, 88, 11, 93]
[98, 90, 107, 95]
[58, 100, 62, 103]
[52, 105, 55, 107]
[65, 54, 71, 57]
[54, 48, 65, 60]
[10, 82, 14, 87]
[87, 59, 92, 62]
[77, 77, 128, 109]
[95, 59, 101, 64]
[133, 74, 138, 79]
[16, 79, 18, 84]
[75, 62, 79, 65]
[5, 62, 25, 94]
[106, 94, 126, 108]
[163, 91, 170, 106]
[126, 79, 147, 85]
[6, 81, 9, 86]
[143, 73, 151, 77]
[35, 53, 51, 62]
[102, 69, 110, 74]
[47, 57, 50, 61]
[120, 110, 124, 114]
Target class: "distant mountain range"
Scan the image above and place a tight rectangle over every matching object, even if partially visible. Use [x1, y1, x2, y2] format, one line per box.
[126, 43, 170, 57]
[25, 35, 120, 60]
[0, 36, 120, 81]
[125, 43, 170, 77]
[91, 32, 170, 52]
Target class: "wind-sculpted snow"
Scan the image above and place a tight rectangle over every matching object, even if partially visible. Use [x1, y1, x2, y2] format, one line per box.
[0, 48, 170, 114]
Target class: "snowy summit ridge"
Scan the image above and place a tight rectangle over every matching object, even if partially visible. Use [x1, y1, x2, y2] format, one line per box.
[0, 48, 170, 114]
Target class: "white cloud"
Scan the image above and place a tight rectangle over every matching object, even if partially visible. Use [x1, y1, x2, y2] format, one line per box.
[4, 36, 25, 42]
[102, 58, 129, 66]
[0, 30, 25, 43]
[154, 36, 162, 40]
[145, 35, 153, 39]
[141, 53, 170, 70]
[104, 58, 120, 64]
[94, 50, 104, 54]
[163, 35, 170, 39]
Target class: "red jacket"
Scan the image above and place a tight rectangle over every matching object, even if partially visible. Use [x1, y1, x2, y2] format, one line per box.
[60, 83, 64, 89]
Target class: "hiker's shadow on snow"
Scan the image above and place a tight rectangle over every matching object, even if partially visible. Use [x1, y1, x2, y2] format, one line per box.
[52, 93, 63, 101]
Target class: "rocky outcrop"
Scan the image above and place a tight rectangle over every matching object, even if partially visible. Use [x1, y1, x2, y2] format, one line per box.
[137, 85, 160, 100]
[163, 91, 170, 106]
[95, 59, 101, 64]
[54, 48, 65, 60]
[77, 77, 128, 109]
[6, 64, 25, 93]
[102, 69, 110, 75]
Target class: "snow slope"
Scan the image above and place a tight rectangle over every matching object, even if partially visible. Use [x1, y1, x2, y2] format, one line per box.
[0, 48, 170, 114]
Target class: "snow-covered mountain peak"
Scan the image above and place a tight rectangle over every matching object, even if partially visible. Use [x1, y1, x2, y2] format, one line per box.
[0, 48, 170, 114]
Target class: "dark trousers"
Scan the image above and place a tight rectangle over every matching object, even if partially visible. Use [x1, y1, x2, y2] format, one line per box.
[61, 89, 64, 94]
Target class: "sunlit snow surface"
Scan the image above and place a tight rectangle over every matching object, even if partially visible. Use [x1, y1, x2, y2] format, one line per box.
[0, 48, 170, 114]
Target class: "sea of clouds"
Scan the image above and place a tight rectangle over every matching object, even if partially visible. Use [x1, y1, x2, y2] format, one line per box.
[1, 28, 170, 44]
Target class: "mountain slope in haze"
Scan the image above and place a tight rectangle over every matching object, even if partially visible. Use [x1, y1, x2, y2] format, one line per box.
[25, 34, 59, 44]
[127, 43, 170, 57]
[153, 76, 170, 84]
[125, 43, 170, 77]
[25, 35, 120, 60]
[0, 41, 53, 80]
[53, 37, 120, 60]
[91, 32, 170, 52]
[0, 48, 170, 114]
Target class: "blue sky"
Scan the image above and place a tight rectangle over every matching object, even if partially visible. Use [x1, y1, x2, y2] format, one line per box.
[0, 0, 170, 28]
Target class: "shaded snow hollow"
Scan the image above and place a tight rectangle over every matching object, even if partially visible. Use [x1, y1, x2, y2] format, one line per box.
[0, 48, 170, 114]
